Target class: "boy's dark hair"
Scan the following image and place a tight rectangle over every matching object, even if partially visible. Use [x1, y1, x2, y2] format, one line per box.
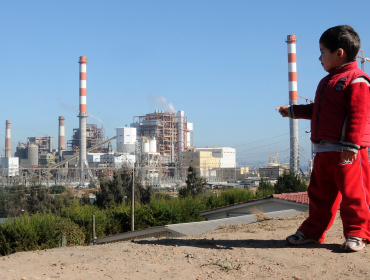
[319, 25, 360, 62]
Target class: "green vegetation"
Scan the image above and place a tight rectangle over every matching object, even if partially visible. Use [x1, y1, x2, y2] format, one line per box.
[49, 185, 66, 194]
[0, 167, 308, 256]
[274, 171, 308, 194]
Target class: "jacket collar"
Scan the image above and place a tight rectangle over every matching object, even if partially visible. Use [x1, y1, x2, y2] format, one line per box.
[330, 61, 358, 75]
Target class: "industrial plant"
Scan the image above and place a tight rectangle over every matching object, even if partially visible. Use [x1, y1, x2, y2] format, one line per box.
[0, 56, 239, 187]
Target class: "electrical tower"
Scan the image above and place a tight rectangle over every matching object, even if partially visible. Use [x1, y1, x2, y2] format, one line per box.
[357, 49, 370, 72]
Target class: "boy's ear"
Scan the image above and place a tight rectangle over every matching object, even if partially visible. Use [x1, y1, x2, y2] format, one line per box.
[337, 48, 345, 57]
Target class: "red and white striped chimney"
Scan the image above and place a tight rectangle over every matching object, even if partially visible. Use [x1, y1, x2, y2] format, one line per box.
[58, 116, 65, 152]
[78, 56, 87, 180]
[286, 34, 299, 173]
[79, 56, 87, 113]
[287, 35, 297, 103]
[5, 120, 11, 158]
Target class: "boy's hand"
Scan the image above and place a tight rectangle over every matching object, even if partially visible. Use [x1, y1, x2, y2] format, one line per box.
[276, 105, 289, 117]
[341, 150, 357, 163]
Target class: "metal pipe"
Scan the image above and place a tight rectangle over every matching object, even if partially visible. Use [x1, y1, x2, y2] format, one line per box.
[78, 56, 88, 181]
[286, 35, 299, 173]
[5, 120, 11, 158]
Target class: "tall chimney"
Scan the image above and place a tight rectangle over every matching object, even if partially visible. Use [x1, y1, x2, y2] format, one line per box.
[5, 120, 11, 158]
[78, 56, 87, 180]
[58, 116, 65, 155]
[49, 136, 53, 153]
[286, 35, 299, 173]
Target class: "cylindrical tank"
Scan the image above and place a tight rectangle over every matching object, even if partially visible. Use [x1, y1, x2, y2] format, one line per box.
[142, 139, 149, 153]
[149, 137, 157, 153]
[28, 144, 38, 166]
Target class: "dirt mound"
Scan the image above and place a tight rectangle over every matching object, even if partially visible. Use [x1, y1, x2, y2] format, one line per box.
[1, 212, 368, 280]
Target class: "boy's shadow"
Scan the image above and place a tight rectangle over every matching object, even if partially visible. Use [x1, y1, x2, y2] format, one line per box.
[133, 238, 344, 253]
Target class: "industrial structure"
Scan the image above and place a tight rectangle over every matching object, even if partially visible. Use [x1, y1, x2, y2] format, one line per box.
[286, 34, 299, 173]
[182, 147, 237, 179]
[132, 110, 193, 163]
[58, 116, 65, 156]
[78, 56, 88, 180]
[67, 124, 108, 153]
[0, 54, 245, 186]
[1, 120, 19, 177]
[132, 110, 193, 178]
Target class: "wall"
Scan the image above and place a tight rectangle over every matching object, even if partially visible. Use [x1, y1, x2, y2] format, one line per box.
[202, 199, 308, 221]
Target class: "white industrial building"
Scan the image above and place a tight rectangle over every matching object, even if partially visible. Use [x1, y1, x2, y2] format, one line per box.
[87, 153, 136, 168]
[1, 157, 19, 177]
[116, 127, 137, 154]
[194, 147, 236, 168]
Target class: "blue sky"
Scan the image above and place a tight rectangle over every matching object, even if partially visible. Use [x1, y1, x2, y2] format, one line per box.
[1, 0, 370, 167]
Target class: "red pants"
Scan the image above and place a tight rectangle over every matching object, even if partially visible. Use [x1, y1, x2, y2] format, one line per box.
[298, 149, 370, 243]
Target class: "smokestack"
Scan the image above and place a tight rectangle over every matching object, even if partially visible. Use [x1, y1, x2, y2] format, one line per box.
[58, 116, 65, 155]
[49, 136, 53, 153]
[286, 35, 299, 173]
[78, 56, 87, 180]
[5, 120, 11, 158]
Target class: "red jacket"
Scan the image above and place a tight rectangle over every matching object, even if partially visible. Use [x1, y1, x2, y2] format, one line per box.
[291, 61, 370, 149]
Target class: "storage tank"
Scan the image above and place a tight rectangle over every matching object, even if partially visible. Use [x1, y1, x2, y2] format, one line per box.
[28, 144, 38, 166]
[149, 137, 157, 153]
[142, 139, 149, 153]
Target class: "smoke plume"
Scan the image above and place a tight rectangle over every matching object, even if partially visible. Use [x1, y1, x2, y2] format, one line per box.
[148, 95, 177, 114]
[87, 112, 103, 123]
[56, 97, 103, 123]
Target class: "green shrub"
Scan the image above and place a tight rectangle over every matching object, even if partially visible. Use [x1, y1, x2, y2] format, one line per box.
[49, 185, 66, 194]
[0, 213, 84, 256]
[60, 201, 110, 244]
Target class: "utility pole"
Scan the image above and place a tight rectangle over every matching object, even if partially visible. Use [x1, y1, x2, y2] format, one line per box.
[131, 159, 135, 231]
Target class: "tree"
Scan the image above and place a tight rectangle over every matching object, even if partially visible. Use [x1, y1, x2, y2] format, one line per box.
[95, 166, 153, 208]
[179, 165, 207, 198]
[27, 185, 52, 214]
[255, 177, 275, 198]
[274, 171, 308, 194]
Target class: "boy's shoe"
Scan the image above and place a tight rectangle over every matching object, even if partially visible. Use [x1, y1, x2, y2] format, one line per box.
[341, 236, 366, 252]
[286, 231, 318, 245]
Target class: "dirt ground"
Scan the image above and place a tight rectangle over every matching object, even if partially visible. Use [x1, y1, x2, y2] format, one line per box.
[1, 212, 369, 280]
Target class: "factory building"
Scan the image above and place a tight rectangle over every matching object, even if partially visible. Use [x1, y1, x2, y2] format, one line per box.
[14, 136, 57, 169]
[116, 127, 136, 154]
[67, 124, 108, 153]
[194, 147, 236, 168]
[182, 147, 237, 178]
[132, 110, 193, 164]
[1, 157, 19, 177]
[182, 150, 220, 177]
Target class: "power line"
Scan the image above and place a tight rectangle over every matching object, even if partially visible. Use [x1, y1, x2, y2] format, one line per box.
[233, 126, 310, 148]
[237, 132, 310, 155]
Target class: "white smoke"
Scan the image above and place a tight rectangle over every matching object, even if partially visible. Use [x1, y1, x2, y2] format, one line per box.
[148, 95, 177, 114]
[56, 98, 103, 123]
[87, 112, 103, 123]
[148, 95, 167, 105]
[56, 97, 78, 113]
[165, 103, 176, 113]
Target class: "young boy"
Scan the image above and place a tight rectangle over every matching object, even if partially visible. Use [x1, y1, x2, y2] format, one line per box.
[277, 25, 370, 252]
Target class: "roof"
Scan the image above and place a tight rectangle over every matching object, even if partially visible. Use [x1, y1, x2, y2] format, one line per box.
[199, 192, 308, 214]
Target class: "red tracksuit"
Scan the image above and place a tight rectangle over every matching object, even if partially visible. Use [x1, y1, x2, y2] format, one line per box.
[291, 61, 370, 242]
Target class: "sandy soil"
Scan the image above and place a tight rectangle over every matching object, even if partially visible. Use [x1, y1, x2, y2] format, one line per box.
[1, 212, 369, 280]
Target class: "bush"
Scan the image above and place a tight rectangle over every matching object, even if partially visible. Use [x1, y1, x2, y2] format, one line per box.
[274, 171, 308, 194]
[49, 185, 66, 194]
[255, 177, 275, 198]
[0, 213, 84, 256]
